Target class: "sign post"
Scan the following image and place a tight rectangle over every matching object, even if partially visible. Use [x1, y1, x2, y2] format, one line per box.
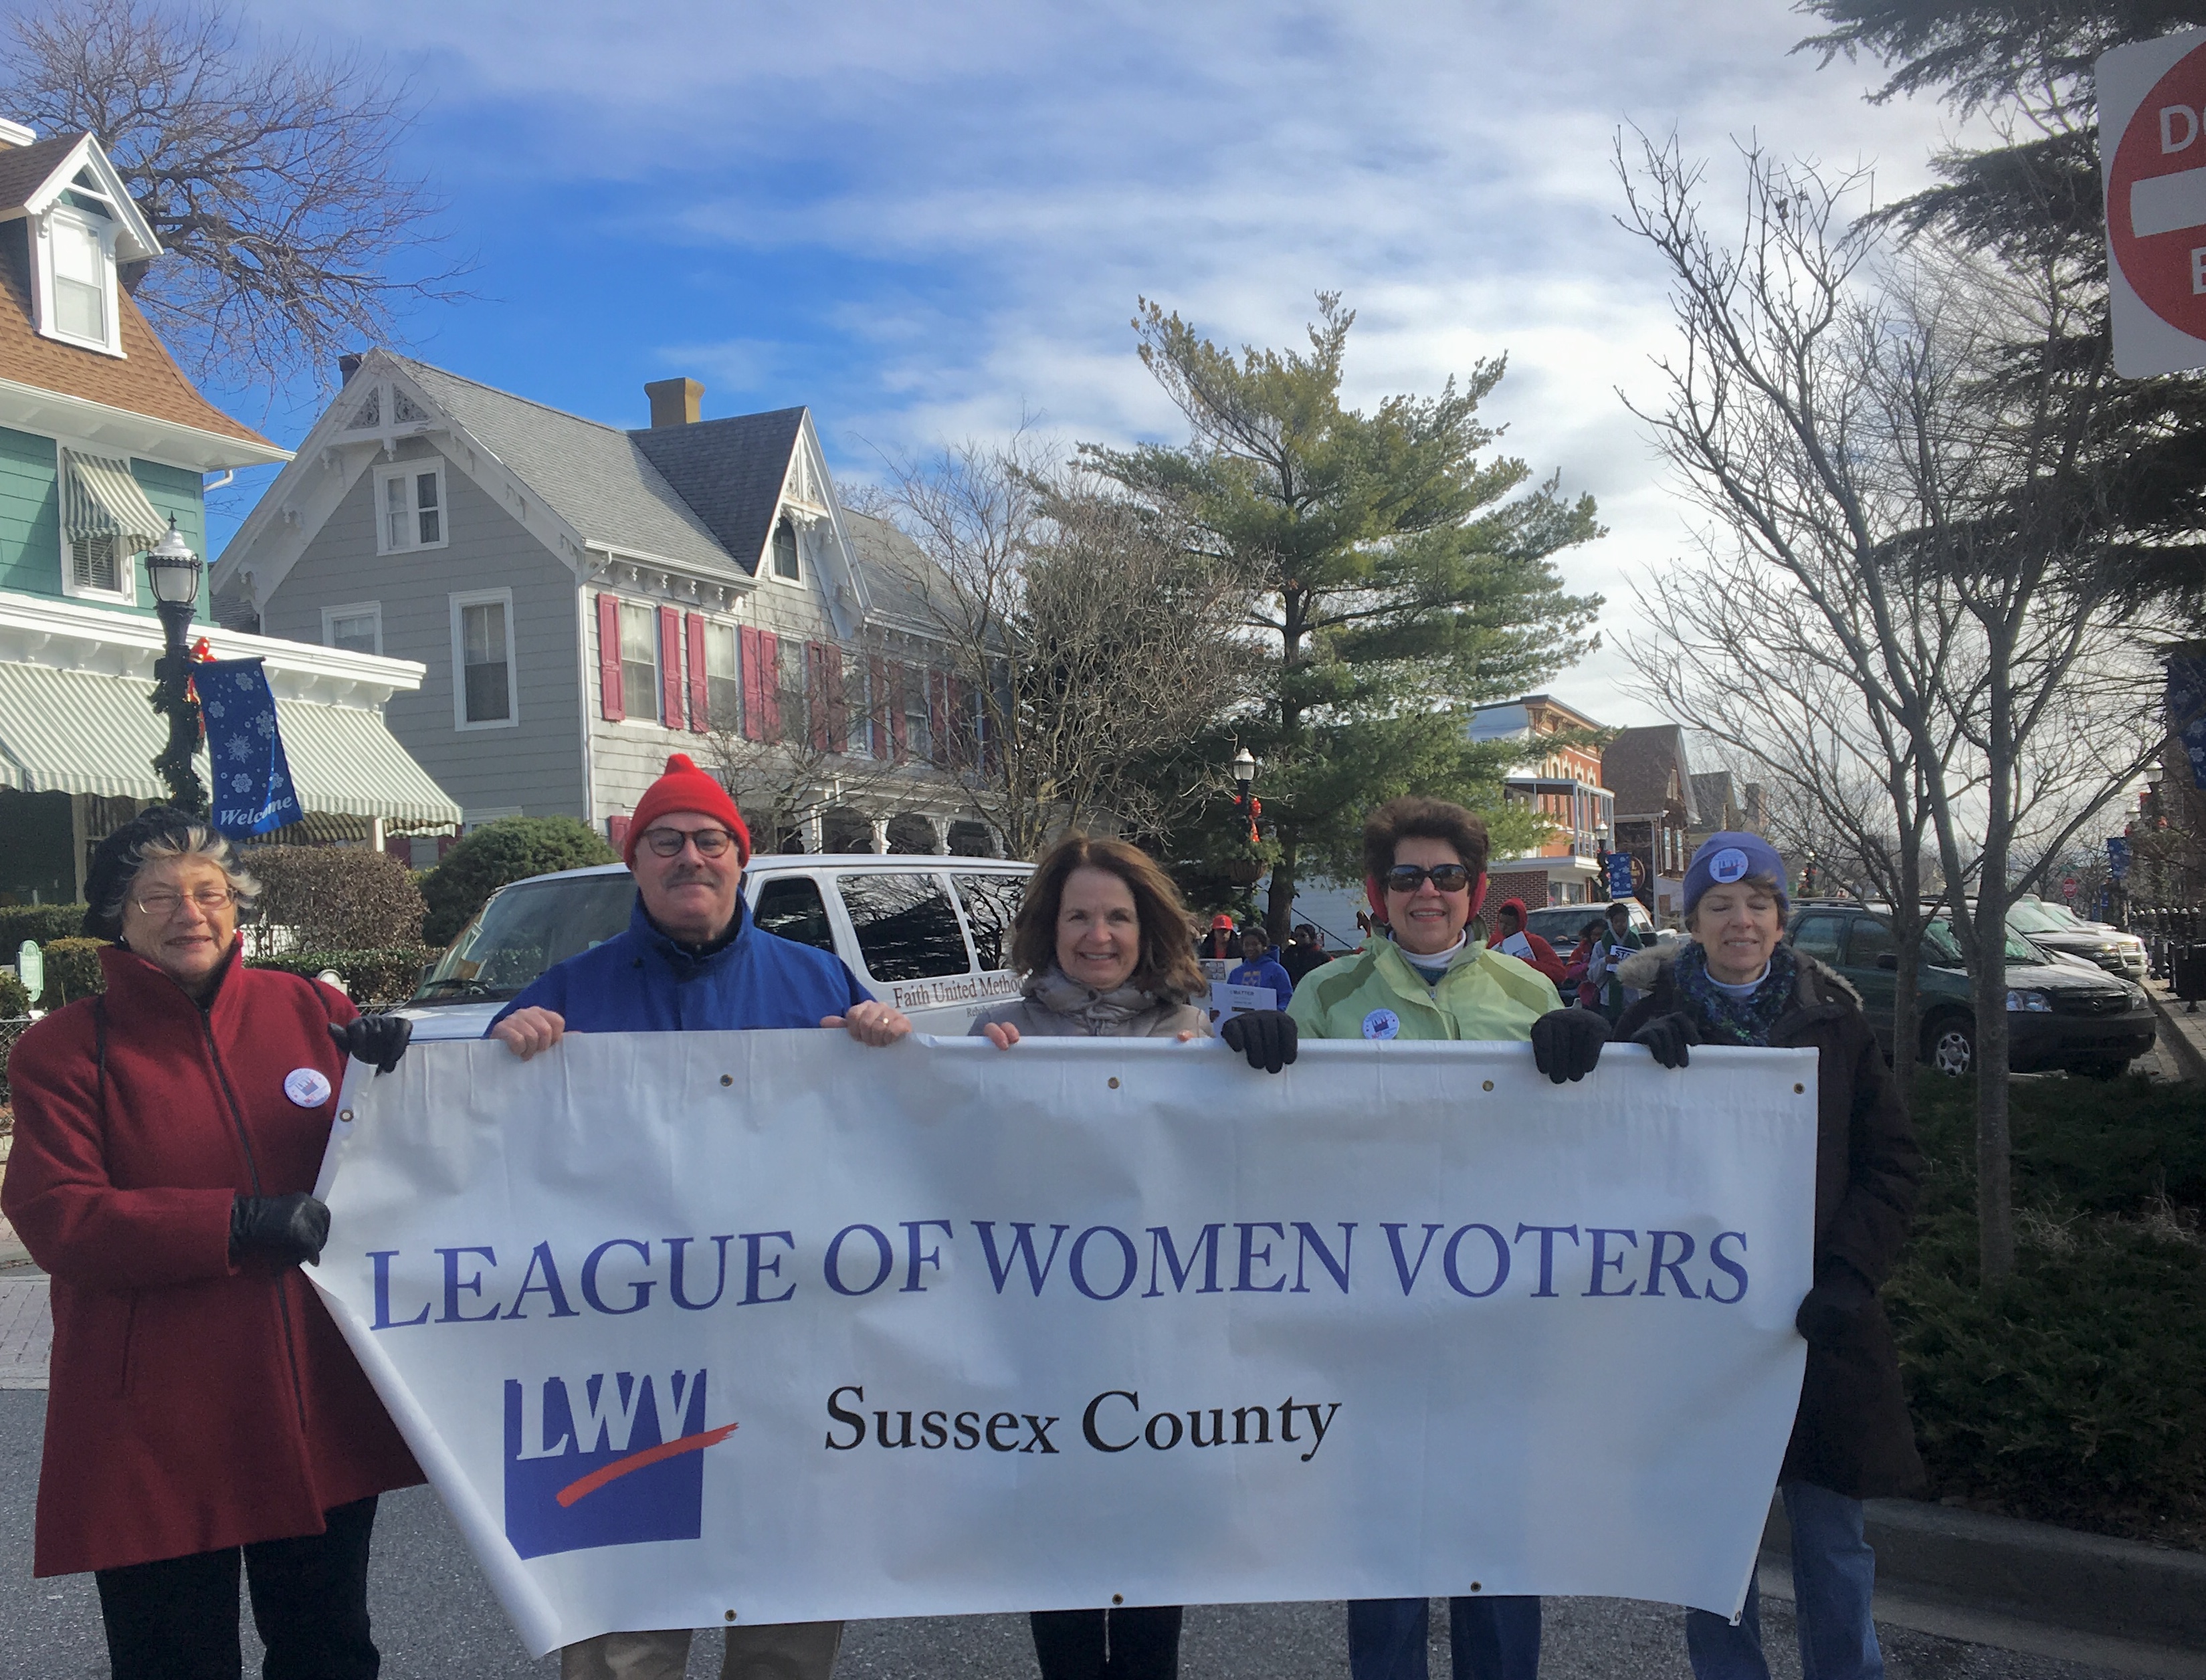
[2100, 28, 2206, 376]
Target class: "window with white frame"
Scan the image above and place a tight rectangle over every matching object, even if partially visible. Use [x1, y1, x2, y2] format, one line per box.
[377, 462, 447, 554]
[618, 601, 659, 722]
[903, 671, 932, 763]
[70, 532, 120, 594]
[771, 517, 800, 581]
[845, 657, 872, 756]
[702, 620, 741, 730]
[322, 601, 382, 655]
[48, 211, 111, 345]
[449, 590, 516, 729]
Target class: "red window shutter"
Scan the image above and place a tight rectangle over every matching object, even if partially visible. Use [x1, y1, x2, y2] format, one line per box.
[595, 593, 624, 722]
[826, 647, 847, 747]
[759, 632, 781, 740]
[607, 814, 631, 852]
[684, 613, 709, 734]
[928, 669, 948, 766]
[739, 626, 763, 741]
[889, 661, 908, 762]
[658, 605, 683, 728]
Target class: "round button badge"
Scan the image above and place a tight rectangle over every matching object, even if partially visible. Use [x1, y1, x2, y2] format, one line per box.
[1708, 847, 1750, 884]
[1362, 1009, 1400, 1041]
[283, 1067, 332, 1108]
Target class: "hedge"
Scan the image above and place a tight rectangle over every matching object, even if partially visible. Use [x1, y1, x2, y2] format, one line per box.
[37, 937, 106, 1004]
[243, 847, 427, 952]
[1889, 1071, 2206, 1547]
[250, 948, 438, 1006]
[0, 969, 29, 1017]
[0, 904, 89, 951]
[419, 817, 615, 947]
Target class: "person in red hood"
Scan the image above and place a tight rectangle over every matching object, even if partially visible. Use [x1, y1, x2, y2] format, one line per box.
[1491, 898, 1568, 990]
[2, 807, 420, 1679]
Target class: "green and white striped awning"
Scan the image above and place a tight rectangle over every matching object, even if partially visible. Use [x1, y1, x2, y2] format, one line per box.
[0, 660, 461, 825]
[60, 449, 169, 550]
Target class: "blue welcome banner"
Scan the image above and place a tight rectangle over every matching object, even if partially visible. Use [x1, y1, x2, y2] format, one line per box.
[197, 657, 304, 836]
[2170, 653, 2206, 792]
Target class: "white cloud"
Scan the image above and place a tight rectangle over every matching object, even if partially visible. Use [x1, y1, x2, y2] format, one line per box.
[243, 0, 1983, 722]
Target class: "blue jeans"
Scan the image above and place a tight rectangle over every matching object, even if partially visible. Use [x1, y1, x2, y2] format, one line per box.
[1347, 1595, 1540, 1680]
[1686, 1483, 1884, 1680]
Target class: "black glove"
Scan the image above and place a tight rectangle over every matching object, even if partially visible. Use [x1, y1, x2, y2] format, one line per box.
[1794, 1262, 1875, 1345]
[1529, 1007, 1610, 1083]
[230, 1192, 332, 1268]
[1220, 1010, 1298, 1074]
[329, 1014, 412, 1074]
[1629, 1010, 1700, 1069]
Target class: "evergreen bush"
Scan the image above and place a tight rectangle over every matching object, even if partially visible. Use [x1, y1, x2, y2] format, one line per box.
[418, 817, 616, 947]
[37, 938, 106, 1003]
[0, 904, 90, 950]
[1890, 1072, 2206, 1546]
[243, 846, 426, 952]
[251, 948, 437, 1005]
[0, 968, 30, 1017]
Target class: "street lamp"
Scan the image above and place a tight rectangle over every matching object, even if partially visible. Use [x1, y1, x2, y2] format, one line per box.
[1231, 746, 1256, 801]
[144, 518, 207, 815]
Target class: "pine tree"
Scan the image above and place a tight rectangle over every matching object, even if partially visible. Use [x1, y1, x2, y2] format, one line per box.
[1801, 1, 2206, 620]
[1087, 295, 1603, 935]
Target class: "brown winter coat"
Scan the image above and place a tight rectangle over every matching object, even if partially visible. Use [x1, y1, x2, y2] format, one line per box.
[1617, 944, 1926, 1499]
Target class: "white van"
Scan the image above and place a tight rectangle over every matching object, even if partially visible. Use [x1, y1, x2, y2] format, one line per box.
[395, 854, 1030, 1042]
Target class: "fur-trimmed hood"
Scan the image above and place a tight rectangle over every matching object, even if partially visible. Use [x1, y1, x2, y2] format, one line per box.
[1615, 940, 1863, 1011]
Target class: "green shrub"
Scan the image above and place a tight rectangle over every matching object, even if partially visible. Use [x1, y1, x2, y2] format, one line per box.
[0, 968, 29, 1017]
[37, 937, 106, 1003]
[419, 817, 616, 947]
[242, 845, 427, 951]
[1890, 1071, 2206, 1539]
[0, 904, 89, 950]
[251, 947, 438, 1005]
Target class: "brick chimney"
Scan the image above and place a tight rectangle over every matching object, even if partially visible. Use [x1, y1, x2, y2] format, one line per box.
[0, 118, 37, 150]
[645, 377, 702, 428]
[338, 353, 364, 384]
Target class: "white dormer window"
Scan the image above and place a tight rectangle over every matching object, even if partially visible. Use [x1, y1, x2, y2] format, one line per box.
[36, 205, 122, 355]
[375, 461, 447, 554]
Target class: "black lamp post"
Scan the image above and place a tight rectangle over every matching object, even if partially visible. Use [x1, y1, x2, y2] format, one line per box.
[144, 518, 207, 815]
[1231, 746, 1256, 813]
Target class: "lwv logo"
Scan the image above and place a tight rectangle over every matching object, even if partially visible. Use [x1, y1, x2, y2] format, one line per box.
[503, 1369, 735, 1558]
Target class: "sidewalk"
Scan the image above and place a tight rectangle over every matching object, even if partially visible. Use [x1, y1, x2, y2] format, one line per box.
[2145, 977, 2206, 1083]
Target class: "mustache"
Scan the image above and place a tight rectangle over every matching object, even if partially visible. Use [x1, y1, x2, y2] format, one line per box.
[661, 867, 722, 886]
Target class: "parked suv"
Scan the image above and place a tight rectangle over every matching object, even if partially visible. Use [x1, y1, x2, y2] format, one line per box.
[1520, 899, 1664, 952]
[2006, 896, 2148, 981]
[1784, 901, 2154, 1079]
[397, 854, 1030, 1042]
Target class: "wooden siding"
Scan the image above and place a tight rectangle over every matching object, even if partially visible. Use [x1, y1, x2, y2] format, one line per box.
[257, 437, 584, 821]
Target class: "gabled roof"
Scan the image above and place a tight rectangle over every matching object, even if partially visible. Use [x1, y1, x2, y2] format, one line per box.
[629, 408, 805, 575]
[1603, 723, 1698, 823]
[0, 130, 275, 461]
[1690, 770, 1737, 825]
[391, 356, 738, 577]
[841, 507, 953, 628]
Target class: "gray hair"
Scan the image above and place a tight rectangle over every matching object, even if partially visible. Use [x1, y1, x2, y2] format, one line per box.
[88, 818, 261, 940]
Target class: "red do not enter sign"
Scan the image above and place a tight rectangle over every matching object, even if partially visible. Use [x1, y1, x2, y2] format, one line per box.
[2111, 36, 2206, 341]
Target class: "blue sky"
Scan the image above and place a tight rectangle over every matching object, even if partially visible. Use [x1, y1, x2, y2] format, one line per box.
[201, 0, 1973, 724]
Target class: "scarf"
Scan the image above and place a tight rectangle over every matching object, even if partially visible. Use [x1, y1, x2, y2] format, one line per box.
[1674, 939, 1798, 1047]
[1025, 965, 1172, 1030]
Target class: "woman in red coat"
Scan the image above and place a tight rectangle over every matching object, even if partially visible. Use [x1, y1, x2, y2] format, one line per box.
[2, 809, 421, 1679]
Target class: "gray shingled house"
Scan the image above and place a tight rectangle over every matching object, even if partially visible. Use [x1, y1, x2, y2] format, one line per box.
[211, 352, 993, 859]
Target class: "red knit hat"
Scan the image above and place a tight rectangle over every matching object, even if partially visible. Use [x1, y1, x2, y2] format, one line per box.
[623, 754, 751, 868]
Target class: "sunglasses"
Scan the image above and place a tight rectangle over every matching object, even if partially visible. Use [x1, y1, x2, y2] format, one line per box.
[1383, 863, 1474, 895]
[640, 826, 737, 859]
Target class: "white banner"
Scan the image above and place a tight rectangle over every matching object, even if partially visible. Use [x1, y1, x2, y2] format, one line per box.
[312, 1033, 1815, 1656]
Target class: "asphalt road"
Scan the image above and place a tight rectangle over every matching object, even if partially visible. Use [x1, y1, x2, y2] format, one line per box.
[0, 1390, 2151, 1680]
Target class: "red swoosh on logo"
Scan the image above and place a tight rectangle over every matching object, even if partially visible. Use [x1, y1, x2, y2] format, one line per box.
[555, 1423, 738, 1508]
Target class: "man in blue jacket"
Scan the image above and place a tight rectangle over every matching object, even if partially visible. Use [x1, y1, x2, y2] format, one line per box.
[486, 752, 907, 1680]
[1225, 925, 1296, 1009]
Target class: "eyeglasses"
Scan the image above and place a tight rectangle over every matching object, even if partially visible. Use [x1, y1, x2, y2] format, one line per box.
[134, 887, 237, 918]
[640, 826, 736, 859]
[1383, 863, 1474, 895]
